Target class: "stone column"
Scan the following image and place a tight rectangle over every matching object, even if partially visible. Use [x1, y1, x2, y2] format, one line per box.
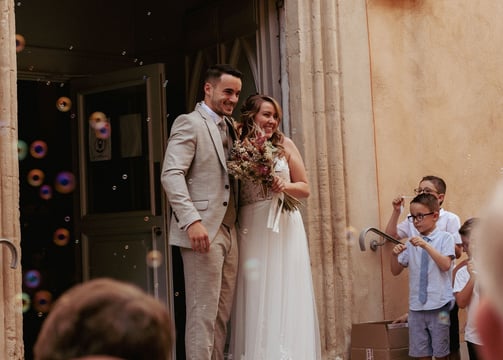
[283, 0, 378, 358]
[0, 0, 24, 358]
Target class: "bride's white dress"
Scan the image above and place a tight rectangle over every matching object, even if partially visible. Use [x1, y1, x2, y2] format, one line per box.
[229, 157, 321, 360]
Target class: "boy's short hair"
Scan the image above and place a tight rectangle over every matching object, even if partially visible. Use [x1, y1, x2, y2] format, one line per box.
[34, 278, 174, 360]
[421, 175, 447, 194]
[459, 217, 479, 237]
[411, 193, 440, 212]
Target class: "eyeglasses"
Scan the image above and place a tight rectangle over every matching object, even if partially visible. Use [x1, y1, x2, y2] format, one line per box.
[413, 188, 439, 195]
[407, 212, 434, 222]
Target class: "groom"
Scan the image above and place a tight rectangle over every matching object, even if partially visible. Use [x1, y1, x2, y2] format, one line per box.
[161, 64, 242, 359]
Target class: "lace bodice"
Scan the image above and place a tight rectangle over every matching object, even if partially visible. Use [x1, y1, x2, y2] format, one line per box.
[240, 157, 290, 206]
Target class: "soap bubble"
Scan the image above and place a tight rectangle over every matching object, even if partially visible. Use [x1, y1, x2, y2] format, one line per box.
[438, 310, 450, 325]
[39, 184, 53, 200]
[27, 169, 45, 187]
[53, 228, 70, 246]
[30, 140, 48, 159]
[56, 96, 72, 112]
[17, 293, 31, 313]
[16, 34, 25, 53]
[55, 171, 76, 194]
[24, 269, 41, 288]
[89, 111, 111, 139]
[146, 250, 163, 268]
[18, 140, 28, 160]
[346, 226, 357, 242]
[244, 258, 260, 281]
[33, 290, 52, 313]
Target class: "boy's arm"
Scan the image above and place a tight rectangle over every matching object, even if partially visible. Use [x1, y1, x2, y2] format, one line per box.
[454, 244, 463, 259]
[385, 196, 403, 238]
[454, 261, 475, 308]
[446, 213, 463, 259]
[411, 237, 452, 271]
[390, 243, 406, 275]
[452, 258, 468, 285]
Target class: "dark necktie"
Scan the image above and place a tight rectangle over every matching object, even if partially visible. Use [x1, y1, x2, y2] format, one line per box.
[218, 119, 236, 226]
[218, 119, 229, 155]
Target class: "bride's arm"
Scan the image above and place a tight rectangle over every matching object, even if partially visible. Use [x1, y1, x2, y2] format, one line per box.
[276, 136, 310, 199]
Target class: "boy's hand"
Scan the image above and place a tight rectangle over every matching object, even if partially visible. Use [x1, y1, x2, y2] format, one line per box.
[391, 196, 404, 211]
[392, 313, 408, 324]
[409, 236, 427, 248]
[392, 243, 406, 256]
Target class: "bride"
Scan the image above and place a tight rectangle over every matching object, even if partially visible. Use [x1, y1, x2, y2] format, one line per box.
[229, 94, 321, 360]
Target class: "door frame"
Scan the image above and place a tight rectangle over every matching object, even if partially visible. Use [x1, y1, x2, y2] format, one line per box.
[71, 63, 173, 310]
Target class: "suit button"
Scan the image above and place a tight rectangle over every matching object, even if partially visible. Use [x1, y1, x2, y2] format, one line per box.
[225, 184, 230, 189]
[223, 202, 228, 206]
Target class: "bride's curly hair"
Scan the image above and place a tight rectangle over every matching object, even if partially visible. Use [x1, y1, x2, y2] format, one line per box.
[239, 94, 285, 156]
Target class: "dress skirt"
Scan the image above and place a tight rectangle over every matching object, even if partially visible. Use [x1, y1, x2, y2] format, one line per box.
[229, 199, 321, 360]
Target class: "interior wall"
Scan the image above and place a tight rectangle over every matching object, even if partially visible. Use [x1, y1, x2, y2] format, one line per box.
[15, 0, 136, 77]
[14, 0, 214, 119]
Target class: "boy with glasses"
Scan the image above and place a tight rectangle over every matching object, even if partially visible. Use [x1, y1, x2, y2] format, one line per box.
[387, 175, 463, 359]
[391, 193, 456, 360]
[386, 175, 462, 258]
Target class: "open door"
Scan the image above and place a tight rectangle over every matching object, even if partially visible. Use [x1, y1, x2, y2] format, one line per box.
[71, 63, 172, 307]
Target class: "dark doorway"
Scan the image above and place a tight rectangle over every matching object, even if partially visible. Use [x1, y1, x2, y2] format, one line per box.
[15, 1, 260, 359]
[18, 80, 78, 360]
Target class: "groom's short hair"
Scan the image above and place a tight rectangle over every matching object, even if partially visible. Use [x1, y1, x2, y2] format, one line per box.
[205, 64, 243, 84]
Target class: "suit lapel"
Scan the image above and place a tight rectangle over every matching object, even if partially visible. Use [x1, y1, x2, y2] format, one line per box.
[201, 110, 227, 168]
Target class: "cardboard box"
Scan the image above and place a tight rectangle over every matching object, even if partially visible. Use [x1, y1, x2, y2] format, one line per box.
[351, 321, 410, 360]
[350, 347, 409, 360]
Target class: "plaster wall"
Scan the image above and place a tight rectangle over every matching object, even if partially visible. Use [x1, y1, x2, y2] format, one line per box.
[283, 0, 503, 357]
[367, 0, 503, 321]
[0, 0, 23, 358]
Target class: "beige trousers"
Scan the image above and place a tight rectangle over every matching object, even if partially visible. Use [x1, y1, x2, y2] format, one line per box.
[181, 225, 238, 360]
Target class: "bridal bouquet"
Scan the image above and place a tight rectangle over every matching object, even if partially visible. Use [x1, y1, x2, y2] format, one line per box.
[227, 133, 301, 213]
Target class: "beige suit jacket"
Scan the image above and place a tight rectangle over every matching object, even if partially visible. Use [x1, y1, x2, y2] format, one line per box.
[161, 103, 238, 248]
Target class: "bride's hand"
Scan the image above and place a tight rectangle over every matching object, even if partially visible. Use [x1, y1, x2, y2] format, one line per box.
[271, 175, 286, 193]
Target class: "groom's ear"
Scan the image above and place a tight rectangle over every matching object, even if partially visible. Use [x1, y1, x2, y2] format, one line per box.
[476, 297, 503, 360]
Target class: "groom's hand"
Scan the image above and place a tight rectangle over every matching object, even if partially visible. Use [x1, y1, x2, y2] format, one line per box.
[187, 221, 210, 253]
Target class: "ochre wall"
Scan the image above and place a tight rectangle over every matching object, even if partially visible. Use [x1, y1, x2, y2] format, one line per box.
[367, 0, 503, 328]
[284, 0, 503, 357]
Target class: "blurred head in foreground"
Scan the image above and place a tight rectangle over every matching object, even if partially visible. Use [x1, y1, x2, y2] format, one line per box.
[34, 278, 174, 360]
[474, 181, 503, 360]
